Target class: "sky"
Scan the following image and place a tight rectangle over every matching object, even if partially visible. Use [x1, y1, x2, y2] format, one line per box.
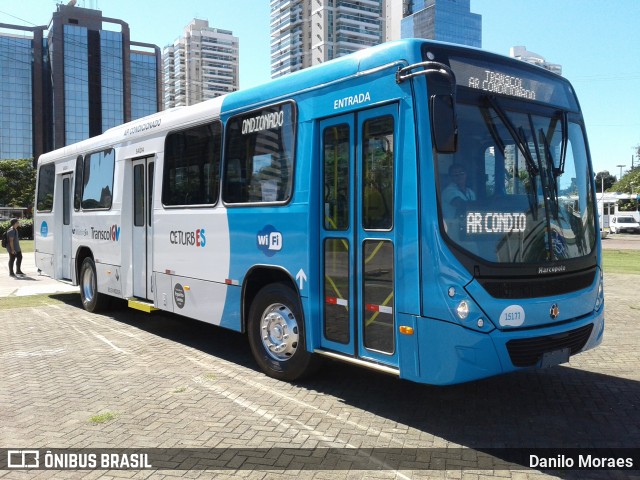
[2, 0, 639, 179]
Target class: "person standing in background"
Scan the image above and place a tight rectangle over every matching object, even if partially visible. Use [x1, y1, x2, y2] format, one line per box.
[6, 218, 24, 277]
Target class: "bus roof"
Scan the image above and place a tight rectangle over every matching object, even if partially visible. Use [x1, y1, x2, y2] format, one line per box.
[37, 96, 225, 164]
[221, 38, 426, 114]
[37, 38, 577, 165]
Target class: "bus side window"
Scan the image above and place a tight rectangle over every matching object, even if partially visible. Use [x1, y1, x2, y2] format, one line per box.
[223, 102, 296, 205]
[74, 155, 83, 210]
[323, 124, 349, 231]
[36, 163, 55, 212]
[362, 115, 394, 230]
[162, 122, 221, 207]
[81, 149, 115, 210]
[224, 158, 246, 203]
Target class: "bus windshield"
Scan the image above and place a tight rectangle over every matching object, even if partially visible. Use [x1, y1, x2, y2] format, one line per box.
[436, 97, 596, 264]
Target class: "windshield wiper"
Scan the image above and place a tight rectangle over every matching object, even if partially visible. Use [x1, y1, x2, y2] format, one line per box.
[539, 127, 560, 220]
[543, 113, 567, 179]
[480, 107, 506, 156]
[559, 112, 568, 176]
[485, 96, 539, 220]
[539, 111, 569, 221]
[486, 97, 538, 175]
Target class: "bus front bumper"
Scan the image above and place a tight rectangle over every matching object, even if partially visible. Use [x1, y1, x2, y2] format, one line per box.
[398, 308, 604, 385]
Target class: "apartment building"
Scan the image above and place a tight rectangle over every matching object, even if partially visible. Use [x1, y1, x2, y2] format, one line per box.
[270, 0, 383, 79]
[164, 19, 239, 108]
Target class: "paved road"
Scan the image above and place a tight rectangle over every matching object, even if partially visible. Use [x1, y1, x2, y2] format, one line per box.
[601, 232, 640, 250]
[0, 252, 77, 298]
[1, 283, 639, 478]
[1, 240, 638, 478]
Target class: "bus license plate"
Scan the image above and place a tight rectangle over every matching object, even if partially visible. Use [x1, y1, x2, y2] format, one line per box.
[539, 348, 570, 368]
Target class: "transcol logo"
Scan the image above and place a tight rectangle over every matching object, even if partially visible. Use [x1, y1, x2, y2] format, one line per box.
[91, 225, 120, 241]
[257, 225, 283, 257]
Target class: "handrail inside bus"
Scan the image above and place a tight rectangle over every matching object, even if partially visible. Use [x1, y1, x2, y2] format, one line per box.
[395, 61, 456, 85]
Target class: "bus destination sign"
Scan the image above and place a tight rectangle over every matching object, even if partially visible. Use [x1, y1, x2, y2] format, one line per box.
[448, 56, 577, 110]
[467, 69, 535, 100]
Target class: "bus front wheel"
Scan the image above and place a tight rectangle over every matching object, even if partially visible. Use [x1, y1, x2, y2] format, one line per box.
[248, 283, 318, 381]
[79, 258, 110, 312]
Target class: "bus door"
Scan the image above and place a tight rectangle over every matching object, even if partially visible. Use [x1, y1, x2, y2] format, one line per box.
[320, 104, 398, 368]
[132, 157, 154, 299]
[61, 173, 73, 280]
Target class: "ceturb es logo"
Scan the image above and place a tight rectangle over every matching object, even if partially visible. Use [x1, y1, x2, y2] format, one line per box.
[170, 229, 206, 247]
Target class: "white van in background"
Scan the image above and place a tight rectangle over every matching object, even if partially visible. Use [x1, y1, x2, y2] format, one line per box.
[610, 214, 640, 234]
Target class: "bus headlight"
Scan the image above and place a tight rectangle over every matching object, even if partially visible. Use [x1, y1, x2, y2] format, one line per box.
[456, 300, 470, 320]
[444, 284, 494, 332]
[594, 270, 604, 312]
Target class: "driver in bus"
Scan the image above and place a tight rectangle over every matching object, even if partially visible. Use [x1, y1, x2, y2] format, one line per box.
[442, 164, 476, 218]
[442, 164, 476, 238]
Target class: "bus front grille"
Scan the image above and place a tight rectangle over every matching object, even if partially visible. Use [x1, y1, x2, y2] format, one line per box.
[506, 324, 594, 367]
[480, 268, 596, 299]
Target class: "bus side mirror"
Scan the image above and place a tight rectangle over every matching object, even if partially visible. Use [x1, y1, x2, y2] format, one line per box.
[430, 94, 458, 153]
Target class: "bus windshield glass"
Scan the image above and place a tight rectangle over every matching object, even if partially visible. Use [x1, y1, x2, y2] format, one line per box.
[436, 92, 596, 264]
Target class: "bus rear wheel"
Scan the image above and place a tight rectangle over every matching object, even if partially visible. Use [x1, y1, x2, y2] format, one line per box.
[247, 283, 318, 381]
[79, 257, 110, 312]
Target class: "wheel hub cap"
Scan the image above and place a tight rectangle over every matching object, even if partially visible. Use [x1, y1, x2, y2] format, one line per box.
[260, 303, 299, 361]
[82, 268, 95, 302]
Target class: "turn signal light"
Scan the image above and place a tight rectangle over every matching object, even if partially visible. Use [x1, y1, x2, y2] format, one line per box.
[399, 326, 414, 335]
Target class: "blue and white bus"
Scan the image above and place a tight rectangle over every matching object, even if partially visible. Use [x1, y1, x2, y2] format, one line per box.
[34, 39, 604, 385]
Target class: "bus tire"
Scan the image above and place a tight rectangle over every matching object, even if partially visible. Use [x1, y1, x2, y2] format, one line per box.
[247, 283, 318, 381]
[79, 257, 110, 313]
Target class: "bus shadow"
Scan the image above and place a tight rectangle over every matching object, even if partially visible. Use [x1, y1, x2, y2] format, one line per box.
[54, 297, 638, 478]
[303, 361, 640, 478]
[50, 293, 256, 369]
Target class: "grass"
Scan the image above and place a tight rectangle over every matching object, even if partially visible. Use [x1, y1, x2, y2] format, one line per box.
[602, 249, 640, 275]
[21, 240, 34, 253]
[15, 239, 34, 253]
[89, 412, 118, 424]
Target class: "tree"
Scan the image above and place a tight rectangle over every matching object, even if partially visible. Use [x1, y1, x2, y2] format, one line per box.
[609, 167, 640, 212]
[595, 170, 616, 192]
[0, 159, 36, 209]
[610, 167, 640, 193]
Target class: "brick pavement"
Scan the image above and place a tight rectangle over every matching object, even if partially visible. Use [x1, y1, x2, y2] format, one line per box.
[0, 255, 639, 479]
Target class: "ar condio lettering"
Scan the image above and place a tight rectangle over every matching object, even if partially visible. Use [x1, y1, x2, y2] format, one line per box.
[466, 212, 527, 234]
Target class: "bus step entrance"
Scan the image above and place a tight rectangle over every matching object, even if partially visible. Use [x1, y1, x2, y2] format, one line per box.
[127, 298, 159, 313]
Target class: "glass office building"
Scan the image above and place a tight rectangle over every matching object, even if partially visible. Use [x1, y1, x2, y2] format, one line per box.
[0, 35, 34, 160]
[401, 0, 481, 48]
[131, 50, 159, 119]
[100, 30, 125, 132]
[0, 4, 161, 163]
[63, 24, 90, 145]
